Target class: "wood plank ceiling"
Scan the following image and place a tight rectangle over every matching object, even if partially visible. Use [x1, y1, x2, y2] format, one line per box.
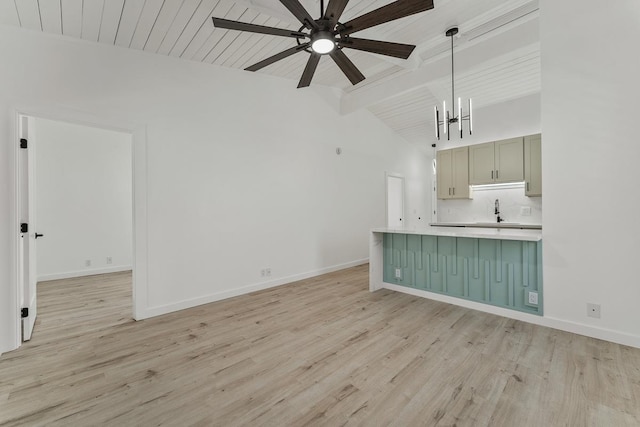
[0, 0, 540, 149]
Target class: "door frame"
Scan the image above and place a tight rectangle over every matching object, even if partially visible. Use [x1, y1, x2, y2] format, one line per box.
[9, 106, 149, 351]
[385, 172, 405, 228]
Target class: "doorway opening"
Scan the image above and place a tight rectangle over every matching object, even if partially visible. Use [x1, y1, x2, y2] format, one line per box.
[16, 114, 135, 342]
[385, 173, 405, 228]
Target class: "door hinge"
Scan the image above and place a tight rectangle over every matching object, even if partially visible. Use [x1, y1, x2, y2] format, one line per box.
[21, 307, 29, 318]
[21, 223, 28, 233]
[20, 138, 28, 149]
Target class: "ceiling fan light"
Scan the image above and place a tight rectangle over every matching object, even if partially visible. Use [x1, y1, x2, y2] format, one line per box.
[311, 30, 335, 54]
[311, 37, 335, 54]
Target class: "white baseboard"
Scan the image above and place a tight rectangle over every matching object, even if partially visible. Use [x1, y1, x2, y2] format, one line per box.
[382, 283, 640, 349]
[138, 259, 369, 319]
[38, 265, 133, 282]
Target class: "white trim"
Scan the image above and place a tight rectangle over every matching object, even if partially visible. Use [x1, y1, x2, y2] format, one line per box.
[137, 259, 369, 319]
[131, 125, 148, 321]
[37, 265, 133, 282]
[381, 282, 640, 349]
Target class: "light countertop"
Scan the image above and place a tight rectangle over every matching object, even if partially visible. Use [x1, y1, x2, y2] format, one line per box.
[431, 222, 542, 230]
[372, 226, 542, 242]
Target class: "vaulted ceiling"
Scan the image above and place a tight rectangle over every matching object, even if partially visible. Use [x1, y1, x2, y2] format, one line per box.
[0, 0, 540, 149]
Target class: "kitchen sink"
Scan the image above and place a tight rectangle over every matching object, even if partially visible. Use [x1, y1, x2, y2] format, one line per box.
[471, 223, 541, 229]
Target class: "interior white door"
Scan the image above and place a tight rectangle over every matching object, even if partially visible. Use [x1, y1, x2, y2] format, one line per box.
[386, 174, 404, 228]
[18, 114, 37, 341]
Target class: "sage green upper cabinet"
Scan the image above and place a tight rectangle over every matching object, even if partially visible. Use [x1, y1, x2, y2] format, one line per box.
[437, 147, 470, 199]
[469, 142, 495, 184]
[524, 134, 542, 196]
[469, 137, 524, 184]
[496, 138, 525, 183]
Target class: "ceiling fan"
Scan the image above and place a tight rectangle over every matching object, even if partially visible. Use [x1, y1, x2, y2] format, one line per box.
[212, 0, 435, 88]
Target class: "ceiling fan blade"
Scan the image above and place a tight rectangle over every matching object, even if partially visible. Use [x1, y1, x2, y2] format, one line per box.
[279, 0, 319, 30]
[339, 0, 434, 35]
[245, 43, 310, 72]
[298, 54, 321, 88]
[323, 0, 350, 25]
[212, 17, 307, 38]
[338, 37, 415, 59]
[329, 49, 365, 85]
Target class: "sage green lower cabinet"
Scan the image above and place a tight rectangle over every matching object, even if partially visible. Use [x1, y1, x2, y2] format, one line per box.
[382, 233, 543, 315]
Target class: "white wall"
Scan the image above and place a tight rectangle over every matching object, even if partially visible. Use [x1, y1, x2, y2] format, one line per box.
[540, 0, 640, 345]
[0, 26, 430, 352]
[35, 118, 132, 281]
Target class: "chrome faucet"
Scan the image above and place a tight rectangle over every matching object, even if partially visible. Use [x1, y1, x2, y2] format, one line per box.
[495, 199, 504, 223]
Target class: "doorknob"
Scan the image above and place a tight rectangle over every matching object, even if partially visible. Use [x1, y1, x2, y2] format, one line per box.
[35, 233, 44, 239]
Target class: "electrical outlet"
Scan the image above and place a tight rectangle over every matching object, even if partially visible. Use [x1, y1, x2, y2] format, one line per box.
[528, 291, 538, 305]
[85, 260, 91, 267]
[587, 303, 601, 319]
[394, 268, 402, 279]
[106, 257, 112, 265]
[266, 268, 271, 277]
[521, 206, 532, 216]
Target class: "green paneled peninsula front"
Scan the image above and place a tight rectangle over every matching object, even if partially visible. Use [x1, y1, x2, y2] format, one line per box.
[373, 228, 543, 316]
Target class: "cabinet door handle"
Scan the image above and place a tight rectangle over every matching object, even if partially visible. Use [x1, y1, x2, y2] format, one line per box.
[496, 170, 499, 179]
[491, 170, 494, 179]
[527, 182, 530, 191]
[449, 187, 451, 195]
[452, 187, 455, 195]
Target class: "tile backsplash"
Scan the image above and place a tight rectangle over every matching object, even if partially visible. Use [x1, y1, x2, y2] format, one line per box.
[437, 182, 542, 224]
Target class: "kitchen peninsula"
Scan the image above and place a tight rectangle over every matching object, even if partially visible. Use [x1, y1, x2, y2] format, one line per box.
[369, 226, 543, 316]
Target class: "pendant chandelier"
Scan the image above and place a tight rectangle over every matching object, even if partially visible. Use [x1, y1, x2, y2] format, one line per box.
[434, 27, 472, 140]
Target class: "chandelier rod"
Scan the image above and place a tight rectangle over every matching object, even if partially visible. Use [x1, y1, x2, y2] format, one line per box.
[450, 31, 455, 118]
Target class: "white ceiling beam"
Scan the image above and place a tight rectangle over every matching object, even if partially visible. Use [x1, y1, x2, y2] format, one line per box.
[340, 13, 539, 114]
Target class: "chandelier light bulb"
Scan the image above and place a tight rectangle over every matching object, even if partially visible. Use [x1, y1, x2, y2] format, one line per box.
[458, 97, 462, 132]
[443, 100, 447, 134]
[469, 99, 473, 134]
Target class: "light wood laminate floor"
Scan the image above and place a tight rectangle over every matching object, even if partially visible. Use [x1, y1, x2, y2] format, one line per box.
[1, 266, 639, 426]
